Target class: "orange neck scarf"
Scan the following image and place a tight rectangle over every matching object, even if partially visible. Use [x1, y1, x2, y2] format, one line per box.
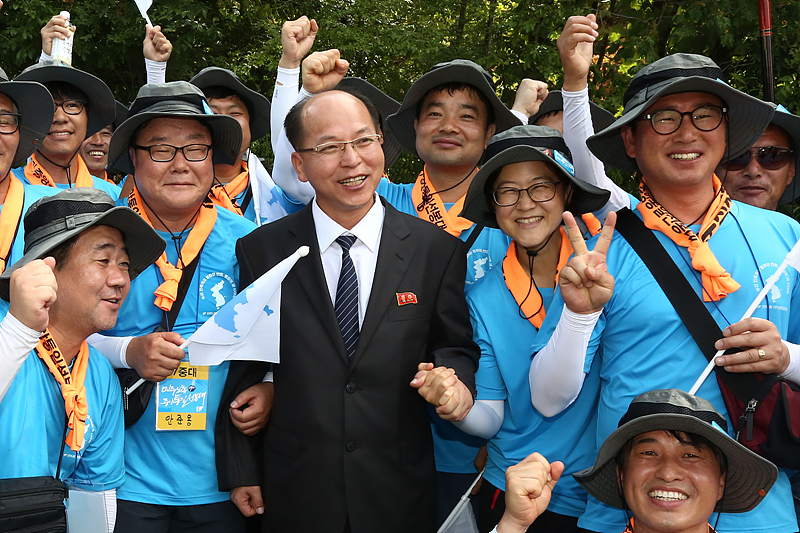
[24, 153, 94, 188]
[502, 228, 572, 329]
[209, 161, 249, 216]
[128, 183, 217, 311]
[636, 175, 739, 302]
[35, 330, 89, 452]
[411, 167, 474, 237]
[0, 174, 25, 275]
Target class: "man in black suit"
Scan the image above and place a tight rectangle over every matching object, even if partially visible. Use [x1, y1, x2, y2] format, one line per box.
[235, 87, 479, 533]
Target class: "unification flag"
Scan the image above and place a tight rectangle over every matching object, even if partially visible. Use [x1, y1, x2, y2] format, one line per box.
[186, 245, 309, 366]
[437, 469, 482, 533]
[134, 0, 153, 26]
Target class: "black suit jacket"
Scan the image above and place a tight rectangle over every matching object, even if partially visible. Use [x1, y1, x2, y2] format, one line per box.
[235, 199, 479, 533]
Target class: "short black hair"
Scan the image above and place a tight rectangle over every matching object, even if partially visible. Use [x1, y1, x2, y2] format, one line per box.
[533, 110, 562, 126]
[415, 82, 495, 126]
[284, 87, 381, 151]
[203, 86, 254, 118]
[45, 81, 88, 106]
[50, 235, 80, 271]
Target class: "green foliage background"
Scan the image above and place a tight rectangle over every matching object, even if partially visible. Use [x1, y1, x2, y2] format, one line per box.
[2, 0, 799, 214]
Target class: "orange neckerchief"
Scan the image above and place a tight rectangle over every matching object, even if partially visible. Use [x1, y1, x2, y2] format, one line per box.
[581, 213, 602, 236]
[0, 174, 25, 275]
[636, 175, 739, 302]
[411, 167, 474, 237]
[209, 161, 249, 216]
[24, 153, 94, 188]
[502, 228, 572, 329]
[623, 519, 716, 533]
[128, 184, 217, 311]
[35, 330, 90, 452]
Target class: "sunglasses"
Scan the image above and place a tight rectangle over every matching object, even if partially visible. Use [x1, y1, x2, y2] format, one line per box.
[720, 146, 795, 172]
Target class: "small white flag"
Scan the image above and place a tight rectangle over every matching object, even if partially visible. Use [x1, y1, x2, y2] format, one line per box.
[134, 0, 153, 26]
[437, 470, 482, 533]
[185, 245, 309, 366]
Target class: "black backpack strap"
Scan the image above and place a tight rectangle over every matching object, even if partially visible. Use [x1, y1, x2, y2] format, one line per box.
[159, 253, 201, 333]
[464, 224, 484, 250]
[614, 208, 774, 401]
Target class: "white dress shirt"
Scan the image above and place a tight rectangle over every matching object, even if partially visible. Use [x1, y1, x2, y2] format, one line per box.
[312, 194, 385, 327]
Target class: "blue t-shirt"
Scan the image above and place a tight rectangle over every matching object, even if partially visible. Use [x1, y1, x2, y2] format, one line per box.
[0, 340, 125, 490]
[533, 198, 800, 533]
[232, 180, 304, 226]
[12, 167, 121, 199]
[468, 268, 599, 518]
[106, 204, 256, 505]
[377, 177, 511, 474]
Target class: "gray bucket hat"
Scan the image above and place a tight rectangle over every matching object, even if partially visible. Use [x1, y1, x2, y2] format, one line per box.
[108, 81, 243, 175]
[385, 59, 520, 157]
[573, 389, 778, 514]
[529, 90, 616, 133]
[334, 77, 403, 171]
[586, 54, 775, 173]
[0, 67, 54, 167]
[770, 104, 800, 205]
[460, 125, 610, 228]
[0, 188, 166, 301]
[16, 60, 116, 139]
[189, 66, 271, 142]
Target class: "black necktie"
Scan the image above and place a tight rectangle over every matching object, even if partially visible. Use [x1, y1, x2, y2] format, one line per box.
[335, 235, 359, 359]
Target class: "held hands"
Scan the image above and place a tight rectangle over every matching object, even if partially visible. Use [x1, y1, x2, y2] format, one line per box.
[230, 486, 264, 517]
[8, 257, 58, 332]
[279, 16, 319, 69]
[496, 453, 563, 533]
[143, 24, 173, 63]
[302, 49, 349, 94]
[511, 79, 549, 120]
[558, 14, 599, 91]
[126, 331, 185, 382]
[410, 362, 474, 421]
[41, 14, 71, 56]
[229, 382, 274, 436]
[714, 318, 790, 375]
[559, 211, 616, 314]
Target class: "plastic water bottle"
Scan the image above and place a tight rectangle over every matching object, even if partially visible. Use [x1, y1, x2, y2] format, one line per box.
[50, 11, 76, 65]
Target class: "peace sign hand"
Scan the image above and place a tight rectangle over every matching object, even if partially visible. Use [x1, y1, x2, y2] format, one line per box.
[558, 211, 615, 314]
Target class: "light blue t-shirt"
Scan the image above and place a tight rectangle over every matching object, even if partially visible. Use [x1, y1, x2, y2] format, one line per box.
[0, 339, 125, 490]
[12, 166, 121, 198]
[468, 267, 599, 518]
[377, 177, 511, 474]
[231, 180, 304, 226]
[533, 198, 800, 533]
[106, 204, 256, 505]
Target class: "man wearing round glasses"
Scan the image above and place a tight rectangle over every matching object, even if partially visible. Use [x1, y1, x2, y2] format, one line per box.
[527, 53, 800, 533]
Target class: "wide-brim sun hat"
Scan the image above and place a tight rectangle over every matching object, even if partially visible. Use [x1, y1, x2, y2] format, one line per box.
[0, 188, 165, 301]
[335, 77, 403, 171]
[189, 66, 271, 142]
[16, 60, 116, 139]
[573, 389, 778, 514]
[0, 67, 54, 167]
[586, 54, 775, 174]
[385, 59, 521, 157]
[529, 89, 616, 133]
[112, 100, 129, 131]
[770, 104, 800, 205]
[460, 125, 610, 228]
[108, 81, 242, 175]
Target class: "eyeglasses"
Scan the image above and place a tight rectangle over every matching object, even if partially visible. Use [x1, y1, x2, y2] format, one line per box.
[0, 113, 20, 135]
[54, 100, 86, 116]
[132, 144, 212, 163]
[720, 146, 795, 171]
[296, 134, 383, 157]
[640, 105, 727, 135]
[492, 181, 560, 207]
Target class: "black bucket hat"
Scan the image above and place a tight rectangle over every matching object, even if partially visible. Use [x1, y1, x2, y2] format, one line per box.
[335, 77, 403, 170]
[460, 125, 610, 228]
[189, 66, 271, 142]
[770, 104, 800, 205]
[385, 59, 520, 157]
[586, 54, 774, 173]
[108, 81, 243, 175]
[0, 188, 165, 301]
[111, 101, 129, 131]
[0, 67, 54, 167]
[529, 89, 616, 133]
[16, 60, 116, 139]
[573, 389, 778, 514]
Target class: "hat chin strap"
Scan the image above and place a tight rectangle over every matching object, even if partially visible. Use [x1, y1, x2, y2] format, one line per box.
[36, 148, 81, 187]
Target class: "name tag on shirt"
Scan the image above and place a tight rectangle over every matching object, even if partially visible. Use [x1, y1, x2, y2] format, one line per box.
[155, 362, 209, 431]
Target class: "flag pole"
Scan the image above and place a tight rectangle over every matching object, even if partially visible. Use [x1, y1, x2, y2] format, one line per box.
[125, 340, 192, 395]
[759, 0, 775, 102]
[689, 240, 800, 394]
